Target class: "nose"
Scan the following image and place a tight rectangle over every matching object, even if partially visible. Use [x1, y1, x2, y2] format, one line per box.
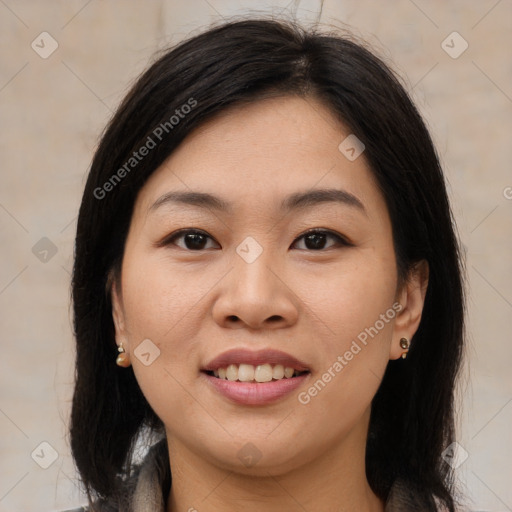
[211, 244, 299, 331]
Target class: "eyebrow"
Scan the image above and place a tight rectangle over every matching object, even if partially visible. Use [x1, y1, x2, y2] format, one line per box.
[148, 188, 366, 215]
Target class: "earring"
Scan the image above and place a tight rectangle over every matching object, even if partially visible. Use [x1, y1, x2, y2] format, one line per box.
[116, 342, 131, 367]
[399, 337, 410, 359]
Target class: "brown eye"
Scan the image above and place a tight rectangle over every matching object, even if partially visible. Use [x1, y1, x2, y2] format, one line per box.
[163, 229, 219, 251]
[292, 229, 350, 251]
[160, 228, 350, 252]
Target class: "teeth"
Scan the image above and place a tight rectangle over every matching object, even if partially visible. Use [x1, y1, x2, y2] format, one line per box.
[226, 363, 239, 381]
[208, 363, 306, 382]
[237, 363, 253, 382]
[272, 364, 285, 379]
[254, 364, 273, 382]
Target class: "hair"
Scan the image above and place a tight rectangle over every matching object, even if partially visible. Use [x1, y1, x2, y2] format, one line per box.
[70, 16, 465, 511]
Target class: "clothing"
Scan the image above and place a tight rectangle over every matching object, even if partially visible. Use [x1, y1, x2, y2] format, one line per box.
[63, 438, 440, 511]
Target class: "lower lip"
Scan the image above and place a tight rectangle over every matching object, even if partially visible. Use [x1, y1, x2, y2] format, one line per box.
[200, 371, 310, 405]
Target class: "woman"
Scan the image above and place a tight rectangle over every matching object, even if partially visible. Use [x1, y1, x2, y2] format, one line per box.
[66, 17, 465, 512]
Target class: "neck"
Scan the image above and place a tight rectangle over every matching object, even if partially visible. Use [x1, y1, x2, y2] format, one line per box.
[165, 409, 384, 512]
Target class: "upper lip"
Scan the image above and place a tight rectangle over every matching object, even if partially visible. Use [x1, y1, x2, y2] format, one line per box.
[201, 348, 310, 372]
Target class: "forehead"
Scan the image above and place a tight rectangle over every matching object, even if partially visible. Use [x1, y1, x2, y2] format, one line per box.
[136, 95, 384, 219]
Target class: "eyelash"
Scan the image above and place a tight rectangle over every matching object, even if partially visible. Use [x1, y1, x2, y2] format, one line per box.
[159, 228, 352, 252]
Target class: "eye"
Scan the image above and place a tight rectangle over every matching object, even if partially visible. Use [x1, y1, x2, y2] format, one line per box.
[162, 229, 219, 251]
[159, 228, 351, 252]
[291, 229, 351, 251]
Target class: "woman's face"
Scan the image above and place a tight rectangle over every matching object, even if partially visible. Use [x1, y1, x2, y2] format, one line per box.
[111, 95, 424, 476]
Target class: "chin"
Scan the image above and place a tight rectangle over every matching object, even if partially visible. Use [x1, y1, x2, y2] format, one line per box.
[194, 434, 320, 477]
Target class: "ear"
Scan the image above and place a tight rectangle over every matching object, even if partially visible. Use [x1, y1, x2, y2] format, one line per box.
[389, 259, 429, 360]
[109, 272, 129, 351]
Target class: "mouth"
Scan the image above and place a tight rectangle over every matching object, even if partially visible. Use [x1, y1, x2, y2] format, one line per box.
[200, 348, 311, 404]
[200, 366, 311, 406]
[202, 364, 310, 383]
[201, 348, 311, 383]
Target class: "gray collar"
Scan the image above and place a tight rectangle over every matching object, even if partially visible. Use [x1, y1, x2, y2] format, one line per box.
[129, 439, 169, 511]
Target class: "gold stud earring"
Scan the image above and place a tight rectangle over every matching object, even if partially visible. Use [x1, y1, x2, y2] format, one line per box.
[399, 337, 410, 359]
[116, 342, 131, 367]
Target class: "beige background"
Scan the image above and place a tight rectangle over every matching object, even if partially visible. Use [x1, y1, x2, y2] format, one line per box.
[0, 1, 511, 511]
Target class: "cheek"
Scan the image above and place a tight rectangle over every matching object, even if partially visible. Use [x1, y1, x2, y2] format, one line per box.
[295, 249, 397, 409]
[120, 248, 214, 342]
[119, 257, 208, 429]
[119, 251, 208, 398]
[303, 247, 397, 347]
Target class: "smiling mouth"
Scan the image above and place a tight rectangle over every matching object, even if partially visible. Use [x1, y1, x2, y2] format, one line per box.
[202, 363, 310, 383]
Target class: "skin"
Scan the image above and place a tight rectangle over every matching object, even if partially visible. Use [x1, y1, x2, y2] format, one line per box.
[111, 95, 429, 512]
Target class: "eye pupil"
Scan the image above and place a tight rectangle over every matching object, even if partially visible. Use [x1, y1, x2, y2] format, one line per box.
[305, 232, 327, 250]
[185, 233, 207, 250]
